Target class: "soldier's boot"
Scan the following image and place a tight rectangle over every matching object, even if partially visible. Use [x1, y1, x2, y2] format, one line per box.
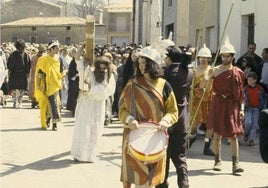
[232, 156, 244, 174]
[213, 154, 222, 171]
[203, 138, 214, 156]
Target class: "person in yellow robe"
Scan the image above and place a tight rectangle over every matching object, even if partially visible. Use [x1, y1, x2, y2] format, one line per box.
[35, 41, 66, 130]
[118, 46, 178, 188]
[188, 44, 214, 156]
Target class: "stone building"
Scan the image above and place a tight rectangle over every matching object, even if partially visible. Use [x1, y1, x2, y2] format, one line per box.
[103, 4, 132, 46]
[1, 0, 62, 24]
[1, 17, 106, 46]
[132, 0, 163, 46]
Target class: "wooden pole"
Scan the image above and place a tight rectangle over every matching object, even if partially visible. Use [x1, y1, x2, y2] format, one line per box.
[85, 15, 95, 66]
[194, 0, 206, 62]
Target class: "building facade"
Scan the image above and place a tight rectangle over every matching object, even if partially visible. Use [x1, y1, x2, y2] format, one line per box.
[163, 0, 190, 47]
[188, 0, 218, 52]
[103, 4, 132, 46]
[133, 0, 268, 58]
[219, 0, 268, 59]
[1, 0, 62, 24]
[1, 17, 106, 46]
[132, 0, 163, 46]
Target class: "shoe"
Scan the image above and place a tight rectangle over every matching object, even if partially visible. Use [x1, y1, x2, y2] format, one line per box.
[179, 184, 189, 188]
[249, 140, 255, 146]
[104, 119, 111, 126]
[213, 161, 222, 171]
[232, 156, 244, 174]
[46, 117, 51, 128]
[203, 139, 214, 156]
[18, 103, 22, 108]
[226, 139, 230, 145]
[155, 181, 169, 188]
[31, 102, 37, 108]
[243, 135, 248, 142]
[52, 123, 57, 131]
[41, 127, 47, 130]
[213, 154, 222, 171]
[199, 123, 207, 131]
[187, 134, 196, 149]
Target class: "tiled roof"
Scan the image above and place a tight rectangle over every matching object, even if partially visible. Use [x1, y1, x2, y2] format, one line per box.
[104, 4, 132, 8]
[4, 0, 62, 8]
[1, 17, 86, 26]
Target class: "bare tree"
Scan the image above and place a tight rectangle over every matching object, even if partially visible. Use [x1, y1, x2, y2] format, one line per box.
[0, 0, 17, 17]
[74, 0, 104, 18]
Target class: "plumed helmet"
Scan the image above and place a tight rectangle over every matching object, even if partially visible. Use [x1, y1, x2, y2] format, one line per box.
[220, 35, 236, 54]
[48, 40, 60, 49]
[136, 46, 162, 65]
[197, 44, 212, 57]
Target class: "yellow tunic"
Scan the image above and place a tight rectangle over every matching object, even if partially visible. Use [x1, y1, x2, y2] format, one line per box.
[189, 67, 213, 132]
[34, 54, 63, 127]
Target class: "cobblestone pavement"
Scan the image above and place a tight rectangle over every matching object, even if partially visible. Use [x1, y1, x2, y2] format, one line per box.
[1, 97, 268, 188]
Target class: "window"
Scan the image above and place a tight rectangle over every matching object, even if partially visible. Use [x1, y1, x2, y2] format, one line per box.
[166, 23, 174, 39]
[168, 0, 172, 7]
[65, 37, 71, 45]
[32, 26, 36, 31]
[66, 26, 71, 30]
[12, 36, 17, 43]
[30, 36, 37, 43]
[248, 15, 254, 44]
[116, 17, 127, 32]
[206, 26, 216, 52]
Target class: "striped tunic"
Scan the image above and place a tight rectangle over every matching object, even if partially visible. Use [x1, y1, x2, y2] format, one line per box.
[118, 76, 178, 186]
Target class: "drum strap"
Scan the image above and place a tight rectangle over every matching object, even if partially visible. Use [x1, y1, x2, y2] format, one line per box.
[133, 77, 165, 111]
[130, 83, 138, 119]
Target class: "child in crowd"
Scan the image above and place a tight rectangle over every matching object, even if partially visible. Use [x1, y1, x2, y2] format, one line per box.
[244, 72, 266, 146]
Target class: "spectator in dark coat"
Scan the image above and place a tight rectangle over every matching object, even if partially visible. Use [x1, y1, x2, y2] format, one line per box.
[7, 39, 31, 108]
[66, 57, 80, 117]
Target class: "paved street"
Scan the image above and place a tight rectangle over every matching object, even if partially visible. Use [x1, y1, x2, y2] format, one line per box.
[1, 97, 268, 188]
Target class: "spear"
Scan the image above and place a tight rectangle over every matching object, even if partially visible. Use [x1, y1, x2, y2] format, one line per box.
[193, 0, 206, 63]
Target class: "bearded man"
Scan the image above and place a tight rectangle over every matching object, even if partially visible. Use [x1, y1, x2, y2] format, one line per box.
[206, 36, 245, 175]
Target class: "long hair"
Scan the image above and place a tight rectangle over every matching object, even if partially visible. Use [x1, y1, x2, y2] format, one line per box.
[244, 55, 257, 72]
[94, 56, 112, 83]
[122, 49, 137, 87]
[136, 56, 163, 80]
[15, 39, 26, 51]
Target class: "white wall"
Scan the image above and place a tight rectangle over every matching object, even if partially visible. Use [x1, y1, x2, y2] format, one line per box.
[220, 0, 268, 60]
[254, 0, 268, 56]
[219, 0, 242, 60]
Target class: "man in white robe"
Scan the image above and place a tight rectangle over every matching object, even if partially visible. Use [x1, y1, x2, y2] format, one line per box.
[71, 49, 116, 162]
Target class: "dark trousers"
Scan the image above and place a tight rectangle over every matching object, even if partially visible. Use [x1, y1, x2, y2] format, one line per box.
[156, 105, 189, 188]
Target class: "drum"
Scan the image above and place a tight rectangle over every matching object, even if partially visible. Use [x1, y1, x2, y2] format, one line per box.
[128, 122, 168, 164]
